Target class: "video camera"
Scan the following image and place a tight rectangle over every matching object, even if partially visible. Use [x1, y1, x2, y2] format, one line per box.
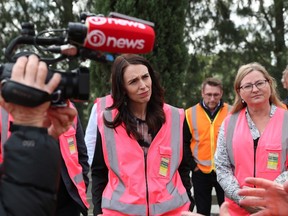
[0, 12, 155, 107]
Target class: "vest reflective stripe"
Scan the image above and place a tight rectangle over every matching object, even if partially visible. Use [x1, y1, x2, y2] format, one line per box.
[96, 95, 113, 128]
[167, 106, 181, 176]
[102, 197, 146, 215]
[151, 193, 189, 215]
[0, 108, 12, 163]
[1, 108, 9, 145]
[100, 96, 106, 110]
[58, 112, 89, 209]
[225, 112, 239, 168]
[281, 111, 288, 163]
[100, 104, 189, 215]
[74, 173, 84, 183]
[96, 94, 113, 113]
[186, 103, 230, 173]
[190, 106, 212, 167]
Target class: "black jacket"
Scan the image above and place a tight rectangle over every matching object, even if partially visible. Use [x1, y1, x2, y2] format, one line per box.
[283, 96, 288, 109]
[0, 124, 61, 216]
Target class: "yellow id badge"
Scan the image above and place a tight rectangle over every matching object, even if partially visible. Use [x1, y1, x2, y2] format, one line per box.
[68, 137, 76, 154]
[267, 152, 279, 170]
[159, 157, 169, 177]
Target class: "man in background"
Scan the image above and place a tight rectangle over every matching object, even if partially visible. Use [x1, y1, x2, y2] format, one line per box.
[183, 77, 231, 215]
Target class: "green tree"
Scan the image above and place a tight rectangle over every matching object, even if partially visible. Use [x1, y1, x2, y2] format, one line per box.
[185, 0, 288, 106]
[0, 0, 78, 62]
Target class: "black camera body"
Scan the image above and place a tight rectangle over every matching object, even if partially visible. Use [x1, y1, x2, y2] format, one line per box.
[0, 63, 90, 107]
[0, 21, 92, 107]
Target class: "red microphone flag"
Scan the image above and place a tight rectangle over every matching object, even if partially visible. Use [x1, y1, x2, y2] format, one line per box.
[83, 17, 155, 54]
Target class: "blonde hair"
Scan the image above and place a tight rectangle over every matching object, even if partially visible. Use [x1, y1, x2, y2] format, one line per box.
[231, 62, 282, 114]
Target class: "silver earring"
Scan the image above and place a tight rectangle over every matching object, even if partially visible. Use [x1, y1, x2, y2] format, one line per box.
[241, 99, 245, 103]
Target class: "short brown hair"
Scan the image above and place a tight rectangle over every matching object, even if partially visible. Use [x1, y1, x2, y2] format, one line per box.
[201, 77, 223, 92]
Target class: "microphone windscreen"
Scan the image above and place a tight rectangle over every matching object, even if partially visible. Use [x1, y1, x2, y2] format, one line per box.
[83, 17, 155, 54]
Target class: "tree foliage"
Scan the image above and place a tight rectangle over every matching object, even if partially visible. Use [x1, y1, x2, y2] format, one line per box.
[1, 0, 288, 128]
[186, 0, 288, 106]
[0, 0, 78, 62]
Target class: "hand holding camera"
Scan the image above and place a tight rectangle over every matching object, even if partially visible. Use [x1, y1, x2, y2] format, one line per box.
[0, 55, 77, 138]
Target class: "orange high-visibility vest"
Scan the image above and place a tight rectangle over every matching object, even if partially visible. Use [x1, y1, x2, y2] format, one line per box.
[98, 104, 190, 215]
[223, 108, 288, 216]
[185, 103, 231, 173]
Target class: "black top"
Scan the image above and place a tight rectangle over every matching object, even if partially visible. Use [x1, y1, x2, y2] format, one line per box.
[283, 96, 288, 109]
[0, 124, 61, 216]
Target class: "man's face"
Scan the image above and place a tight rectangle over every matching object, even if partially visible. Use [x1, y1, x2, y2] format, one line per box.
[201, 84, 223, 111]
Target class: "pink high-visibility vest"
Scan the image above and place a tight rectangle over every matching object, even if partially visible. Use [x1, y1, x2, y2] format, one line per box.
[58, 114, 89, 208]
[223, 108, 288, 215]
[98, 104, 190, 215]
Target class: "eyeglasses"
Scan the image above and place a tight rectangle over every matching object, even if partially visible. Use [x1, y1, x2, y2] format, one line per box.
[240, 80, 268, 92]
[204, 93, 221, 98]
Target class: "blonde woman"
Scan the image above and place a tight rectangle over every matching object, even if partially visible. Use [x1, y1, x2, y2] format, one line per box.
[215, 62, 288, 215]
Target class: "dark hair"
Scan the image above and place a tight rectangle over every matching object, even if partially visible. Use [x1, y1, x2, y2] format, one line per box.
[104, 54, 165, 139]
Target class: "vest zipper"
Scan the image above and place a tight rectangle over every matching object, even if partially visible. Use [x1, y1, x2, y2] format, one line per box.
[144, 149, 150, 216]
[253, 138, 259, 181]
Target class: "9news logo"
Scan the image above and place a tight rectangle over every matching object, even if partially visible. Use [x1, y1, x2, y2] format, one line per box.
[86, 17, 146, 51]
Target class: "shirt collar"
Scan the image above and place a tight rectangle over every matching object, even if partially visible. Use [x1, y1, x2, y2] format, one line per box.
[245, 103, 276, 118]
[201, 100, 222, 115]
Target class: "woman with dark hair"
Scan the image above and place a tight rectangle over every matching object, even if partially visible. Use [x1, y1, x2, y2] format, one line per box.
[91, 54, 192, 216]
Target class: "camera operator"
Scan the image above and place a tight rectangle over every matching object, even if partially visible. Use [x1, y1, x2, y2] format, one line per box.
[0, 55, 77, 216]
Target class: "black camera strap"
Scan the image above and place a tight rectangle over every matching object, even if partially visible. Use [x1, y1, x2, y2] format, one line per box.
[1, 80, 51, 107]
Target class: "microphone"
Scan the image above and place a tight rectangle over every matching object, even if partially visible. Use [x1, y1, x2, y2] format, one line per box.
[68, 16, 155, 54]
[47, 44, 78, 56]
[47, 45, 115, 62]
